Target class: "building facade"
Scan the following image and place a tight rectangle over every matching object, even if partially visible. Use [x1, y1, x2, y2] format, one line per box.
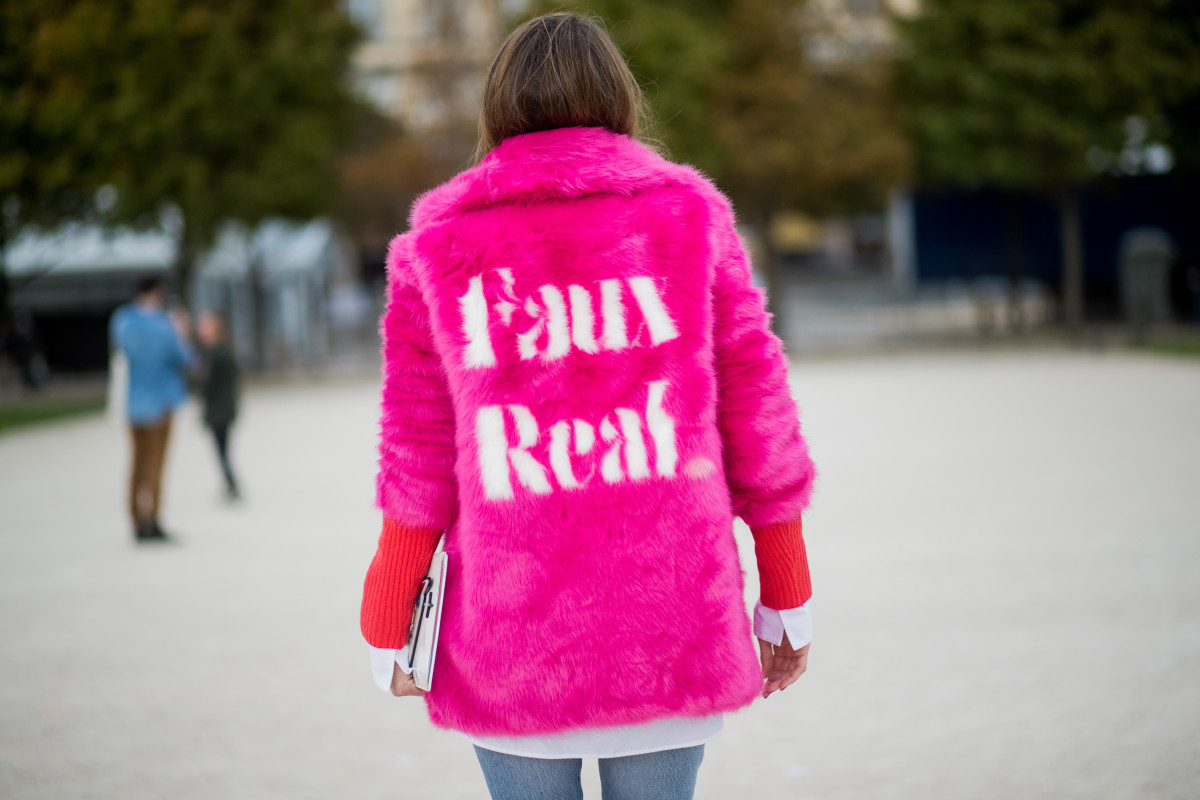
[345, 0, 526, 130]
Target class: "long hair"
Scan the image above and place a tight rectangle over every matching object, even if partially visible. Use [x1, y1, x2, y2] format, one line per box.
[474, 12, 654, 162]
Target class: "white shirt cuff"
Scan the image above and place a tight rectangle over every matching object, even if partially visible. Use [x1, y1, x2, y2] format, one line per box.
[369, 644, 413, 693]
[753, 600, 812, 648]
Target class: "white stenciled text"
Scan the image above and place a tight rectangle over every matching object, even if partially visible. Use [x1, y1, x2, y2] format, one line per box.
[459, 269, 679, 367]
[475, 380, 678, 500]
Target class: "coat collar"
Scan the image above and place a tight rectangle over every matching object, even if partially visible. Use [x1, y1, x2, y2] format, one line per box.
[409, 127, 691, 229]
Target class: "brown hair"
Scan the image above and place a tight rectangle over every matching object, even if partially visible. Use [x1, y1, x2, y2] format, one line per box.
[474, 12, 653, 162]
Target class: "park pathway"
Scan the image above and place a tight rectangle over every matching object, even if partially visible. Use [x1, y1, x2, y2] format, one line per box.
[2, 350, 1198, 799]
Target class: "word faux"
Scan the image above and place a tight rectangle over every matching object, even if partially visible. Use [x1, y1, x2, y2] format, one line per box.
[459, 269, 679, 367]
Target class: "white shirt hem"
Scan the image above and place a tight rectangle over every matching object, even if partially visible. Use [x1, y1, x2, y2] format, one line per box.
[461, 718, 724, 760]
[462, 731, 724, 760]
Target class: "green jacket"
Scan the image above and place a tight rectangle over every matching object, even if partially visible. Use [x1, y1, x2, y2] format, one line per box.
[199, 344, 239, 428]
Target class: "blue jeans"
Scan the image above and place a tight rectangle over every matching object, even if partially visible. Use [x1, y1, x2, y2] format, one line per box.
[474, 744, 705, 800]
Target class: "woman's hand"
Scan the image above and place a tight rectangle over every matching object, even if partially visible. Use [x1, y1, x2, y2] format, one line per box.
[758, 632, 809, 699]
[390, 662, 426, 698]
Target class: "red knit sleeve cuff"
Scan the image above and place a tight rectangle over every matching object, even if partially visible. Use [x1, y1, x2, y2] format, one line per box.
[360, 517, 442, 649]
[751, 515, 812, 610]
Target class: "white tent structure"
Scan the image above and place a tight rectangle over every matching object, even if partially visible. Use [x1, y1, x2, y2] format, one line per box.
[3, 219, 354, 371]
[3, 223, 175, 313]
[192, 219, 352, 367]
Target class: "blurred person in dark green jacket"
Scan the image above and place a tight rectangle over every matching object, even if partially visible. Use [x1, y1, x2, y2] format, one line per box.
[196, 313, 241, 500]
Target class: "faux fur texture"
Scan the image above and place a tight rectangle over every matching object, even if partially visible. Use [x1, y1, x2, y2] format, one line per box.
[375, 127, 815, 736]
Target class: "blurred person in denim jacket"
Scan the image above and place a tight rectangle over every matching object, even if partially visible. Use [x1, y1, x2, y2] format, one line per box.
[110, 276, 194, 543]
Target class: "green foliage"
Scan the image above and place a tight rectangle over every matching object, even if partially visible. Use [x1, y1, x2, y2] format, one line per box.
[1147, 337, 1200, 360]
[0, 398, 104, 434]
[1159, 3, 1200, 177]
[519, 0, 908, 220]
[899, 0, 1200, 191]
[0, 0, 360, 258]
[333, 106, 467, 257]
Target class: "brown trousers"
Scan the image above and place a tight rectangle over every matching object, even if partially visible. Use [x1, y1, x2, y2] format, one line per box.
[129, 414, 173, 525]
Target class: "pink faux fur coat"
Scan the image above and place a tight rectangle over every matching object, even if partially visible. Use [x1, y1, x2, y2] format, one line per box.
[374, 126, 814, 736]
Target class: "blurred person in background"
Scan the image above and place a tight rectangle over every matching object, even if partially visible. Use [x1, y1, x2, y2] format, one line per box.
[3, 310, 48, 391]
[110, 276, 194, 543]
[1169, 253, 1200, 324]
[359, 13, 816, 800]
[195, 312, 241, 501]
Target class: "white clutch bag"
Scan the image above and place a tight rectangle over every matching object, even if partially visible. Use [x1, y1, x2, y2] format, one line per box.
[406, 540, 447, 692]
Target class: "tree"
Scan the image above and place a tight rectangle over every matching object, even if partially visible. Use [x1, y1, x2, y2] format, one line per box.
[333, 107, 473, 272]
[521, 1, 909, 319]
[0, 0, 360, 304]
[700, 0, 908, 300]
[899, 0, 1200, 330]
[1160, 4, 1200, 180]
[332, 0, 485, 271]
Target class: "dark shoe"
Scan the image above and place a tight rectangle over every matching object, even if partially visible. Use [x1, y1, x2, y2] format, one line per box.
[135, 522, 172, 544]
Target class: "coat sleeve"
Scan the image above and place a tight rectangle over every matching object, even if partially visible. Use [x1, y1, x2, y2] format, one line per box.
[374, 233, 459, 528]
[711, 203, 816, 610]
[362, 233, 459, 649]
[361, 517, 442, 649]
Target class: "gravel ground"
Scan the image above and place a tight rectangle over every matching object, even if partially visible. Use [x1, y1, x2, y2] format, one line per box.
[1, 349, 1198, 799]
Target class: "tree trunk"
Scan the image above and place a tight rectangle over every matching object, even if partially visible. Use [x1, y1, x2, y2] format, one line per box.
[757, 208, 788, 339]
[0, 230, 10, 344]
[1058, 189, 1084, 333]
[250, 255, 269, 369]
[1005, 192, 1026, 333]
[171, 216, 197, 309]
[174, 244, 195, 309]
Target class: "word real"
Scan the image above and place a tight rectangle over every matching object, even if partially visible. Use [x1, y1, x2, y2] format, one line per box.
[476, 380, 678, 500]
[459, 269, 679, 367]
